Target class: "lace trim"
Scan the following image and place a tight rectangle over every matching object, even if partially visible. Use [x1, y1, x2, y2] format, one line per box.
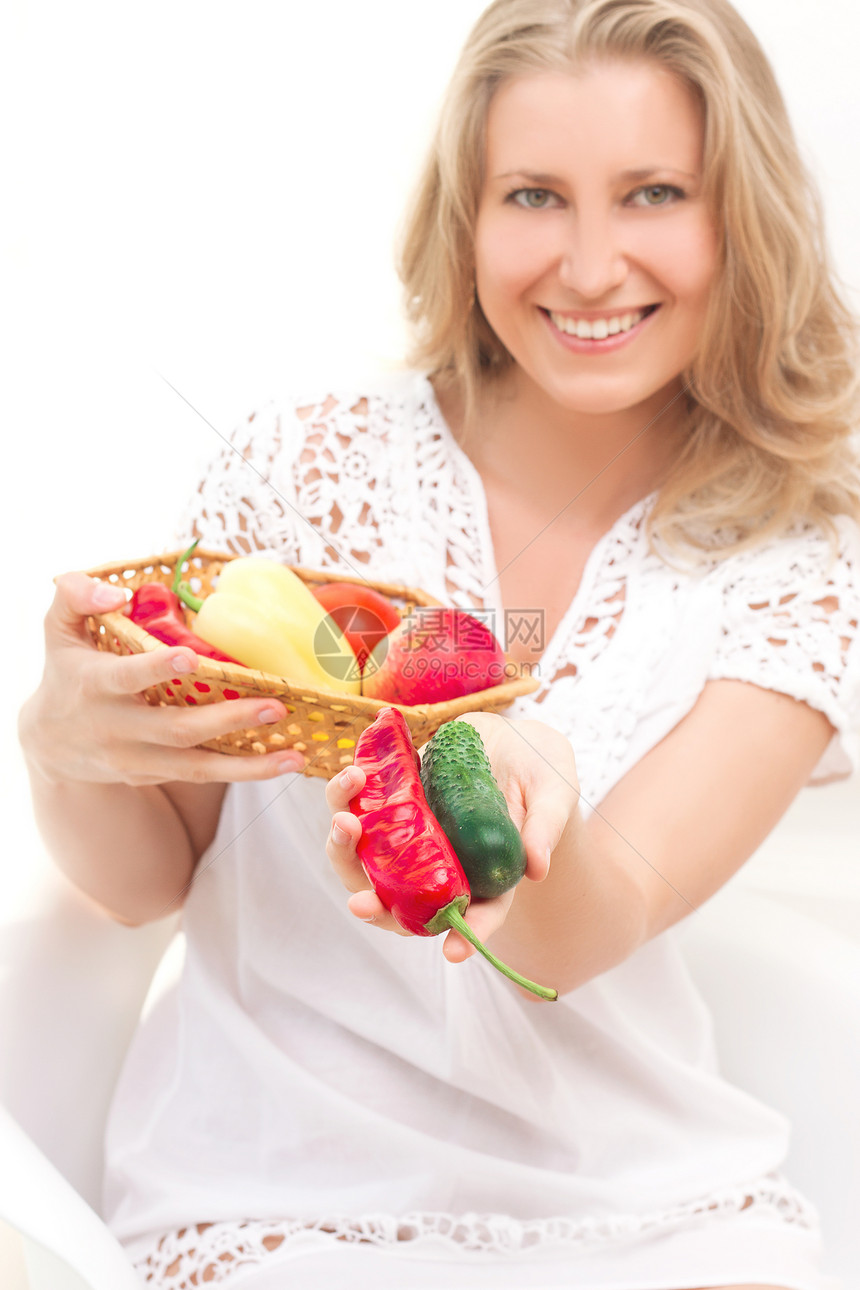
[707, 514, 860, 730]
[132, 1172, 817, 1287]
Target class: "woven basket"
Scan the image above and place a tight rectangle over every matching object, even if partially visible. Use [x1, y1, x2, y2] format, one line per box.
[84, 548, 541, 780]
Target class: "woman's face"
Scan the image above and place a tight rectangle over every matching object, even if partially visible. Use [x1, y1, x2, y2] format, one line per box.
[474, 60, 718, 418]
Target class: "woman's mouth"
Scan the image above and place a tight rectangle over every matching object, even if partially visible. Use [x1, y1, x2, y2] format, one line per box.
[541, 304, 660, 352]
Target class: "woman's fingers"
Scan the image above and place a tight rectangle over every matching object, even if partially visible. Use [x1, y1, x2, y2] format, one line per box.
[121, 689, 291, 750]
[442, 889, 517, 963]
[46, 572, 129, 647]
[114, 744, 305, 787]
[346, 888, 389, 922]
[323, 766, 371, 890]
[324, 763, 366, 811]
[93, 644, 203, 699]
[326, 809, 365, 891]
[35, 570, 339, 788]
[458, 714, 581, 884]
[68, 645, 312, 782]
[517, 768, 581, 883]
[345, 889, 407, 936]
[325, 770, 410, 936]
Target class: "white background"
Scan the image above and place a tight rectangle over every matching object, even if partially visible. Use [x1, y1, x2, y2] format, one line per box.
[2, 0, 859, 912]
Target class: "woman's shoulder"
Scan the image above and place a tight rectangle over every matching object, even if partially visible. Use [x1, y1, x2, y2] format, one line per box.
[701, 511, 860, 776]
[685, 512, 860, 681]
[192, 370, 436, 493]
[705, 510, 860, 597]
[267, 368, 436, 433]
[178, 370, 441, 560]
[649, 503, 860, 595]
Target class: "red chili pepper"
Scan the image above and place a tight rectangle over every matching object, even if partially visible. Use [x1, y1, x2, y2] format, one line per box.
[125, 541, 243, 665]
[350, 707, 557, 1000]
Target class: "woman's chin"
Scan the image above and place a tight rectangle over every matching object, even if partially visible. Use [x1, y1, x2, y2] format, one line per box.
[511, 359, 684, 420]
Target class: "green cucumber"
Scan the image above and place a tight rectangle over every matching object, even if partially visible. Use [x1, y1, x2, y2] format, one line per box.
[420, 720, 527, 899]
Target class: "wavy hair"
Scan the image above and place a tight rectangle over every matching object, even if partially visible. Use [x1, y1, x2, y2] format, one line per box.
[394, 0, 860, 565]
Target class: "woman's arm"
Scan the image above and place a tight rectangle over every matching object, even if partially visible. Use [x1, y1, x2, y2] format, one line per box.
[18, 756, 226, 927]
[585, 678, 836, 940]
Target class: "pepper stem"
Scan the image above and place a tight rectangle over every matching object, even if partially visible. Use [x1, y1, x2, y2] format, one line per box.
[173, 539, 203, 612]
[437, 901, 557, 1001]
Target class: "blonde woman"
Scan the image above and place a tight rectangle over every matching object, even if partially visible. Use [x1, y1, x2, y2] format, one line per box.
[20, 1, 859, 1287]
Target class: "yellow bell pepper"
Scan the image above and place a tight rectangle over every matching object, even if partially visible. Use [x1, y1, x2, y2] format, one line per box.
[177, 550, 361, 694]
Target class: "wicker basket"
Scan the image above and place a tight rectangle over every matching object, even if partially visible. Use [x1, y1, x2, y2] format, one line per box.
[84, 548, 540, 780]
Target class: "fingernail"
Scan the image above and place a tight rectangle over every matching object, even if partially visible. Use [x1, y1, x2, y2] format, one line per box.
[332, 823, 349, 845]
[93, 583, 126, 609]
[359, 915, 376, 924]
[171, 655, 195, 674]
[258, 707, 283, 724]
[338, 768, 356, 789]
[545, 846, 552, 872]
[277, 756, 304, 773]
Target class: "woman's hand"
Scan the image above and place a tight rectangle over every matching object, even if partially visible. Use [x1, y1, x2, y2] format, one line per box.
[20, 572, 308, 787]
[324, 712, 581, 963]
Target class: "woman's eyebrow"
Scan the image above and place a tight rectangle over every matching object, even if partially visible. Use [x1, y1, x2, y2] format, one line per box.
[494, 170, 564, 185]
[494, 166, 698, 183]
[619, 166, 698, 181]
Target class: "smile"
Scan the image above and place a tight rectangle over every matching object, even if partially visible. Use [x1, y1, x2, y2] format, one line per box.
[546, 305, 660, 339]
[541, 303, 661, 353]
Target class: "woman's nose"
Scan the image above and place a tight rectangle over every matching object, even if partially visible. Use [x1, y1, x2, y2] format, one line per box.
[557, 211, 628, 301]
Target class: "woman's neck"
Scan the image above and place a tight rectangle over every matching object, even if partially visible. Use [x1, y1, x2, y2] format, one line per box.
[434, 367, 688, 536]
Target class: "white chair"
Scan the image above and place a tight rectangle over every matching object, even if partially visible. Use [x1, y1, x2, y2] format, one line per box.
[676, 883, 860, 1287]
[0, 869, 177, 1290]
[0, 1104, 143, 1290]
[1, 859, 858, 1289]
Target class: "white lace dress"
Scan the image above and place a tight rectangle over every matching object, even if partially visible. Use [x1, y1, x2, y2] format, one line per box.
[102, 371, 860, 1290]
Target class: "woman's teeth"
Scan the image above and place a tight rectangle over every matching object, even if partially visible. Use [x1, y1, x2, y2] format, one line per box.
[548, 307, 651, 339]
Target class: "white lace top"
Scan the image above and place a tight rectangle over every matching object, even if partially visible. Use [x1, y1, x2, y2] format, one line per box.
[102, 371, 859, 1290]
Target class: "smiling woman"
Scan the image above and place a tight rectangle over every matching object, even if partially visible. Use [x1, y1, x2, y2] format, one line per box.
[399, 0, 860, 565]
[473, 62, 718, 434]
[16, 3, 860, 1290]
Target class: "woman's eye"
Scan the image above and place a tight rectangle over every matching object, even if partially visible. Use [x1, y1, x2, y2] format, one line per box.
[629, 184, 684, 207]
[510, 188, 559, 210]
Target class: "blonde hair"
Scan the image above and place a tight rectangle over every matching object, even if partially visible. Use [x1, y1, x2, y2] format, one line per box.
[395, 0, 860, 566]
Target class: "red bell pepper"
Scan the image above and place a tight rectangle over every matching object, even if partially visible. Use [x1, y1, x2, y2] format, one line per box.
[350, 707, 557, 1000]
[310, 581, 401, 672]
[125, 541, 243, 665]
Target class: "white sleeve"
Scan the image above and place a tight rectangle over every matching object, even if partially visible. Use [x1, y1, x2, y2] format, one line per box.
[174, 388, 399, 577]
[706, 515, 860, 785]
[173, 398, 310, 559]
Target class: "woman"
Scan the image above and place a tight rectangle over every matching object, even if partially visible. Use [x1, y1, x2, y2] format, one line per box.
[20, 0, 860, 1287]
